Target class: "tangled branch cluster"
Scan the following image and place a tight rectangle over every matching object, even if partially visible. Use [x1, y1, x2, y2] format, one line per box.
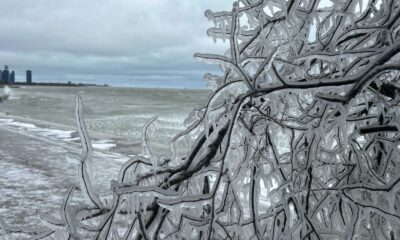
[2, 0, 400, 239]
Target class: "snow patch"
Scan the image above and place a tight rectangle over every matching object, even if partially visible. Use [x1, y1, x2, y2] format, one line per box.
[92, 140, 116, 150]
[0, 118, 117, 151]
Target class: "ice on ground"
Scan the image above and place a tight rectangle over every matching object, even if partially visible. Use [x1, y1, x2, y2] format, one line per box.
[92, 139, 116, 150]
[0, 117, 117, 151]
[5, 121, 37, 129]
[0, 123, 128, 227]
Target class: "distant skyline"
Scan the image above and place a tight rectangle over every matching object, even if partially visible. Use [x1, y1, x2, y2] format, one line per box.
[0, 0, 232, 88]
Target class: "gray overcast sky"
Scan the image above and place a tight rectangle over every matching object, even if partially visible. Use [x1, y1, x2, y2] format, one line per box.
[0, 0, 232, 88]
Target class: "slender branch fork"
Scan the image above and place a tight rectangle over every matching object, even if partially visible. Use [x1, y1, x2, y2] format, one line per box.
[2, 0, 400, 239]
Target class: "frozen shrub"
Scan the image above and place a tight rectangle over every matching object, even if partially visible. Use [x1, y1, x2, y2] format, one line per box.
[2, 0, 400, 239]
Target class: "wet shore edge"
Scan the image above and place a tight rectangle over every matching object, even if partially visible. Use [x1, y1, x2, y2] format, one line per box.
[0, 111, 144, 157]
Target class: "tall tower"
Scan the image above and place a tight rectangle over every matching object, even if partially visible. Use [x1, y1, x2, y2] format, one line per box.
[0, 70, 3, 84]
[10, 71, 15, 83]
[2, 65, 9, 84]
[26, 70, 32, 84]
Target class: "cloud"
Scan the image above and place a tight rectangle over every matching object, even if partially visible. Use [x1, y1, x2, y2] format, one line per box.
[0, 0, 232, 88]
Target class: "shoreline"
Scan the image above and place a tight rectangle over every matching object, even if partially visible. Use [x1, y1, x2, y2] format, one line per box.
[2, 82, 108, 88]
[1, 83, 211, 92]
[0, 112, 143, 156]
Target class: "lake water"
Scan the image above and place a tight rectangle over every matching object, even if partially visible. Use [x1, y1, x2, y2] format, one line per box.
[1, 86, 210, 144]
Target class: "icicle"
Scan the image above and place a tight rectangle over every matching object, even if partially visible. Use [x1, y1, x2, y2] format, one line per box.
[78, 162, 103, 209]
[388, 183, 400, 212]
[75, 96, 103, 210]
[152, 156, 158, 175]
[54, 230, 69, 240]
[113, 226, 121, 240]
[141, 116, 158, 157]
[75, 95, 95, 183]
[221, 18, 227, 42]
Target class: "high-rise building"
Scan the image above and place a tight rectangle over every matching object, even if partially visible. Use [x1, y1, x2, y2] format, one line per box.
[2, 65, 9, 84]
[0, 70, 3, 83]
[26, 70, 32, 84]
[10, 71, 15, 83]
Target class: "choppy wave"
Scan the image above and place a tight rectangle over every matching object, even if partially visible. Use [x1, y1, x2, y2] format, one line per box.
[0, 86, 209, 144]
[86, 113, 187, 142]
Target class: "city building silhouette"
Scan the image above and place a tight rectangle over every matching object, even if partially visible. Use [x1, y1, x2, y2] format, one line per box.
[2, 65, 10, 84]
[26, 70, 32, 84]
[10, 71, 15, 83]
